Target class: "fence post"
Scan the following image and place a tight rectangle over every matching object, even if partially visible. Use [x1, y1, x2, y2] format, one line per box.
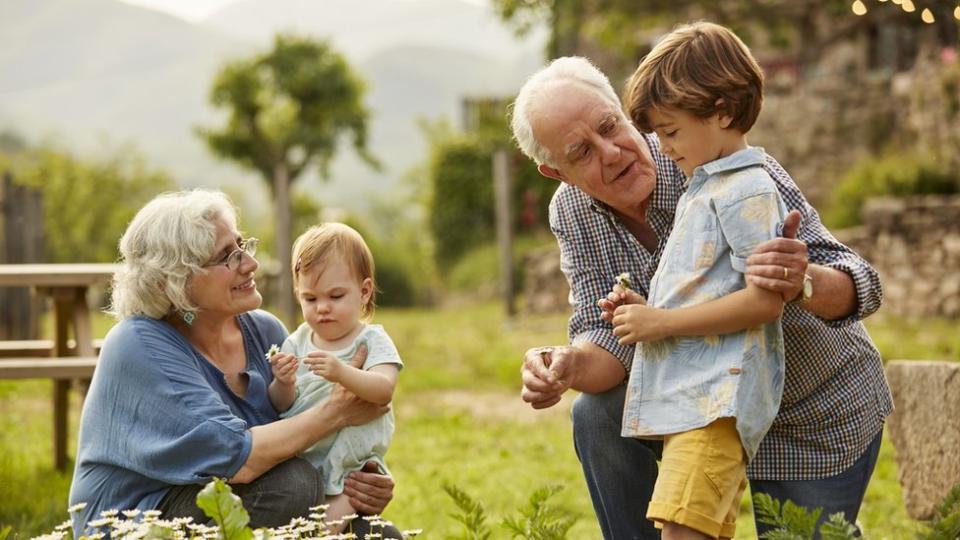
[0, 170, 44, 339]
[493, 149, 516, 316]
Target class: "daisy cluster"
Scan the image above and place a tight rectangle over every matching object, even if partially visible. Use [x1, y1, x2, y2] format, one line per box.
[38, 503, 423, 540]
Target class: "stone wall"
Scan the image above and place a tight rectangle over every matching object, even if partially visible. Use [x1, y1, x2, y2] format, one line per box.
[835, 195, 960, 319]
[523, 196, 960, 319]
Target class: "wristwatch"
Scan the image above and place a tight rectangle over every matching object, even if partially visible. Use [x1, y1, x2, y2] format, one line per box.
[794, 273, 814, 304]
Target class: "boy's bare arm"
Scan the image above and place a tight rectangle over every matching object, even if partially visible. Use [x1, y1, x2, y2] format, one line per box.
[335, 364, 399, 405]
[612, 282, 783, 343]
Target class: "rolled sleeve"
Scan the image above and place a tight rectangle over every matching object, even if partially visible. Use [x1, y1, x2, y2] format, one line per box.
[572, 328, 634, 371]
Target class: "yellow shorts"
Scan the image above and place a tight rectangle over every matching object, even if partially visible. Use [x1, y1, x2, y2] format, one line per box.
[646, 417, 747, 539]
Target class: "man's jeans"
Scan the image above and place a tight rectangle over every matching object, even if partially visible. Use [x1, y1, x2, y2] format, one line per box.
[572, 386, 882, 540]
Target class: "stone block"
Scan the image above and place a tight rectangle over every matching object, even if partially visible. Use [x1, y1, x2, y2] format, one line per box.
[885, 360, 960, 519]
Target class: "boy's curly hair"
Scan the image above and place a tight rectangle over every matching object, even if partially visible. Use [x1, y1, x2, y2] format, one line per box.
[624, 21, 764, 134]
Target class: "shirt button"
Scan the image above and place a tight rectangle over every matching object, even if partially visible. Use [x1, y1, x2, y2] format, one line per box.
[729, 368, 742, 375]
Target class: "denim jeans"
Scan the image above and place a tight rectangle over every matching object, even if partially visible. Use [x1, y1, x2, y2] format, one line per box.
[158, 457, 403, 538]
[571, 386, 882, 540]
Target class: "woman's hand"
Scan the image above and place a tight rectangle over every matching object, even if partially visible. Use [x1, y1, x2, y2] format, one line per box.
[343, 461, 394, 515]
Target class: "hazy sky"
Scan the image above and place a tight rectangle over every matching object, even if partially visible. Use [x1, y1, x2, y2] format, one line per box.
[119, 0, 490, 23]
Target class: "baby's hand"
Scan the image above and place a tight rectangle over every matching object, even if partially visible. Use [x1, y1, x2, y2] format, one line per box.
[269, 352, 299, 386]
[303, 351, 343, 382]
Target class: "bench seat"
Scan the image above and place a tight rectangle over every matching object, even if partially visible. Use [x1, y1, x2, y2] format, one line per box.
[0, 356, 98, 379]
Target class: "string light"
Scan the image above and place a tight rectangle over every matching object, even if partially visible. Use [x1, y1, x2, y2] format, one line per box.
[901, 0, 916, 12]
[921, 7, 935, 22]
[852, 0, 868, 15]
[955, 5, 960, 20]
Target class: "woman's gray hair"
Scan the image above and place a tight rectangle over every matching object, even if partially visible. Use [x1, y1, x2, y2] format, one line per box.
[109, 189, 238, 320]
[510, 56, 622, 167]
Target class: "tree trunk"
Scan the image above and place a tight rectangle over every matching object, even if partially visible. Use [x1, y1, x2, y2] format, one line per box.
[273, 161, 296, 329]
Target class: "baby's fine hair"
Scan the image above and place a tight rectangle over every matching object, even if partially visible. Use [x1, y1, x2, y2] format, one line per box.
[291, 222, 376, 319]
[624, 21, 764, 134]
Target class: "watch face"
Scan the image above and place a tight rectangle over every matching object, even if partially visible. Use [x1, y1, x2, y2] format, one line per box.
[803, 277, 814, 299]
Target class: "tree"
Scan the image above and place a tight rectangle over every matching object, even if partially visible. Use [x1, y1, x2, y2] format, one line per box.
[198, 34, 378, 325]
[491, 0, 957, 82]
[2, 142, 173, 264]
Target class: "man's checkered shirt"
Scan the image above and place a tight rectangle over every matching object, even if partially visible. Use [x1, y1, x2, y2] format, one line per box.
[550, 133, 893, 480]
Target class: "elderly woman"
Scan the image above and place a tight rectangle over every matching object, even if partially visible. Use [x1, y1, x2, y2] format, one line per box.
[69, 190, 400, 538]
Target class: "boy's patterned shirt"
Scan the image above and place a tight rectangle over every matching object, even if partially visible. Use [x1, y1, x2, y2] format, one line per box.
[550, 133, 893, 480]
[620, 148, 786, 461]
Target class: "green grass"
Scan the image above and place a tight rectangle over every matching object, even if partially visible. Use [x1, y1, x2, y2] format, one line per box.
[2, 304, 953, 538]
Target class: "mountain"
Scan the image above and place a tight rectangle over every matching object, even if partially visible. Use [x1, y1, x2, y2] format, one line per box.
[0, 0, 545, 213]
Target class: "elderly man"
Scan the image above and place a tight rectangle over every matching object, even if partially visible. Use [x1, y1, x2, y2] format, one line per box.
[511, 56, 892, 539]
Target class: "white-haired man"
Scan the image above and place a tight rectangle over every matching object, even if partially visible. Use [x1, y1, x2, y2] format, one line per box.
[512, 56, 892, 538]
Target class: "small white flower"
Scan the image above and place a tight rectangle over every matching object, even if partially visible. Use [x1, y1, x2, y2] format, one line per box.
[121, 509, 140, 518]
[67, 502, 87, 513]
[615, 272, 633, 290]
[401, 529, 423, 538]
[266, 344, 281, 359]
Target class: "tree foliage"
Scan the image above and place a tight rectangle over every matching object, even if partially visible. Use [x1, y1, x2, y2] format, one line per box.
[424, 120, 554, 271]
[197, 34, 377, 324]
[2, 142, 173, 263]
[491, 0, 957, 81]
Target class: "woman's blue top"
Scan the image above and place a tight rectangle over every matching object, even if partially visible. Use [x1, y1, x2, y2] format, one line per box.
[68, 310, 287, 533]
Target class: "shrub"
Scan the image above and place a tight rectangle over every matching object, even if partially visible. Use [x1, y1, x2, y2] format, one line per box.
[824, 152, 956, 229]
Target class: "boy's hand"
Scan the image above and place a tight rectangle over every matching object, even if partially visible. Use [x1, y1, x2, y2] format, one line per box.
[268, 352, 298, 386]
[303, 351, 344, 382]
[612, 304, 668, 344]
[599, 284, 647, 322]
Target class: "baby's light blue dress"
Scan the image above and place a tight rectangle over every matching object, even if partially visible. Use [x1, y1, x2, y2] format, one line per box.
[280, 323, 402, 494]
[621, 147, 787, 461]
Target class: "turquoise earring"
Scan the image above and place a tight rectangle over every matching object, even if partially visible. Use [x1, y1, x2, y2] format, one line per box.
[182, 311, 196, 326]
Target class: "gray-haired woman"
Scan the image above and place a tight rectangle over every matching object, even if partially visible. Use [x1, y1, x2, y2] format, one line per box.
[69, 190, 401, 538]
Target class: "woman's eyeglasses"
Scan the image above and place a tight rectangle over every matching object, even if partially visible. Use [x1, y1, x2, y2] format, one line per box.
[205, 237, 258, 271]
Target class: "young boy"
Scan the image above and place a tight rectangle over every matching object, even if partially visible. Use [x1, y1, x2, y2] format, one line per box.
[604, 22, 788, 539]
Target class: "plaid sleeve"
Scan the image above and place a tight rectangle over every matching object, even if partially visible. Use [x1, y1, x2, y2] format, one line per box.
[549, 189, 635, 370]
[762, 156, 883, 326]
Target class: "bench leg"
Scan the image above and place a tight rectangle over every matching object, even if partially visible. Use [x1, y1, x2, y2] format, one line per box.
[54, 379, 69, 471]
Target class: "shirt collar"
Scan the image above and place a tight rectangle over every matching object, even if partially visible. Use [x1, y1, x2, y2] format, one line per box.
[687, 146, 766, 189]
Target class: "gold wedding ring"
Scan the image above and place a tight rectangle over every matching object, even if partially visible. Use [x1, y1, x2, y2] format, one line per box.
[783, 266, 789, 279]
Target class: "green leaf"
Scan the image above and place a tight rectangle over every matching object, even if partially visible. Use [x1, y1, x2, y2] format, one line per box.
[819, 512, 858, 540]
[442, 482, 492, 540]
[0, 525, 12, 540]
[196, 478, 254, 540]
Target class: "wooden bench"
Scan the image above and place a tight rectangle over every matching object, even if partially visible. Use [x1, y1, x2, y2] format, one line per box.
[0, 339, 104, 358]
[0, 356, 98, 470]
[0, 356, 98, 379]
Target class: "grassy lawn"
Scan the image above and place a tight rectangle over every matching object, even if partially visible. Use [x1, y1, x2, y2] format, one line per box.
[1, 303, 954, 538]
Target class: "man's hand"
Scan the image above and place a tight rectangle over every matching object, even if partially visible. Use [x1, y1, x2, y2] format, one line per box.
[745, 209, 808, 301]
[598, 284, 646, 323]
[303, 351, 345, 382]
[268, 352, 299, 386]
[520, 346, 576, 410]
[343, 461, 394, 515]
[611, 304, 669, 344]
